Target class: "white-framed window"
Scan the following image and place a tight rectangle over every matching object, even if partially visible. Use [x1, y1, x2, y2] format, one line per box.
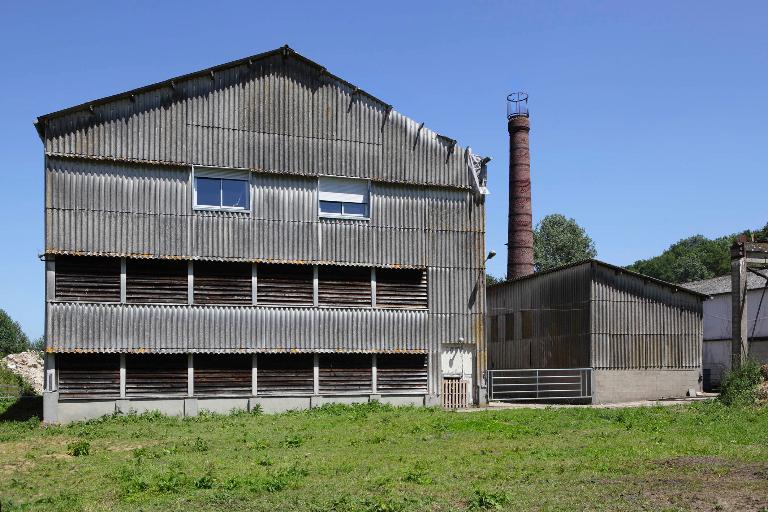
[318, 176, 370, 219]
[193, 167, 250, 211]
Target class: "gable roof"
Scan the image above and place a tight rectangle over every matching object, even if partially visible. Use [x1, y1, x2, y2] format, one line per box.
[34, 45, 467, 151]
[682, 269, 768, 296]
[487, 258, 709, 299]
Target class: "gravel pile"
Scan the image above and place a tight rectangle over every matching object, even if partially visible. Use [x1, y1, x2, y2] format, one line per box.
[2, 351, 44, 395]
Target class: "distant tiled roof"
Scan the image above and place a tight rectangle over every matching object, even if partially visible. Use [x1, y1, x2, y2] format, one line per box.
[683, 269, 768, 296]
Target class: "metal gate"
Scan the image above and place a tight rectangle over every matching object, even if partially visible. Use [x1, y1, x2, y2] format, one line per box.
[488, 368, 592, 402]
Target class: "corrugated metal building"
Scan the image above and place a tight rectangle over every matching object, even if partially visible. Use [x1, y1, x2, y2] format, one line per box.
[683, 270, 768, 389]
[38, 46, 489, 423]
[486, 260, 706, 403]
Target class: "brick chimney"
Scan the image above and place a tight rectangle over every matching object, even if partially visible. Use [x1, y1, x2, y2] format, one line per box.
[506, 93, 534, 280]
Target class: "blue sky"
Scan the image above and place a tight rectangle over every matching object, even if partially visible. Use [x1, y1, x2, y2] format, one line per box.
[1, 1, 766, 339]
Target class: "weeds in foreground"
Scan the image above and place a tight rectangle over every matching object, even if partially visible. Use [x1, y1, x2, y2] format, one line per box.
[2, 400, 768, 511]
[66, 439, 90, 457]
[720, 358, 765, 406]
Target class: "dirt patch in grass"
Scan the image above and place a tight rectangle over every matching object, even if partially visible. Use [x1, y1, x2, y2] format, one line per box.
[643, 456, 768, 512]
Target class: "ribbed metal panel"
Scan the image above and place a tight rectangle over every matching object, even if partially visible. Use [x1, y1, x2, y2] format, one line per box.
[48, 302, 433, 353]
[486, 261, 703, 371]
[43, 55, 471, 190]
[45, 158, 483, 270]
[428, 268, 485, 315]
[590, 265, 702, 370]
[46, 158, 189, 214]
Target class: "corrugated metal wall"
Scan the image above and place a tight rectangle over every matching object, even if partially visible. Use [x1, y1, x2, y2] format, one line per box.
[45, 157, 483, 268]
[42, 55, 472, 190]
[41, 53, 487, 397]
[590, 265, 702, 369]
[486, 263, 591, 369]
[486, 261, 703, 371]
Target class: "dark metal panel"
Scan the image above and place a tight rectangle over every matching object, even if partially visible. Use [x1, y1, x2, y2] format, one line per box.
[486, 262, 592, 370]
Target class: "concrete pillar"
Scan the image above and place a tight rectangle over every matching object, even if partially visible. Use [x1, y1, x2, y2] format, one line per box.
[731, 243, 748, 367]
[119, 354, 126, 398]
[312, 266, 319, 307]
[251, 353, 258, 396]
[187, 261, 194, 305]
[371, 268, 377, 308]
[371, 354, 377, 394]
[251, 264, 258, 305]
[313, 353, 320, 396]
[43, 391, 59, 425]
[184, 398, 198, 417]
[187, 354, 194, 397]
[120, 258, 127, 303]
[45, 353, 57, 392]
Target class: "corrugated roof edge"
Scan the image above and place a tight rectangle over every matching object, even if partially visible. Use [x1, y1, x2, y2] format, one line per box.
[486, 258, 709, 299]
[33, 44, 484, 160]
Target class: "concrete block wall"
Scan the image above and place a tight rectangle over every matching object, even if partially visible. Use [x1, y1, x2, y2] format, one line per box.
[48, 393, 431, 424]
[592, 369, 701, 404]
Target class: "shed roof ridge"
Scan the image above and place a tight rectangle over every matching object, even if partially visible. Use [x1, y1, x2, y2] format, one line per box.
[486, 258, 709, 298]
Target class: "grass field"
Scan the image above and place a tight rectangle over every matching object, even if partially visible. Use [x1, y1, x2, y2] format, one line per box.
[1, 400, 767, 511]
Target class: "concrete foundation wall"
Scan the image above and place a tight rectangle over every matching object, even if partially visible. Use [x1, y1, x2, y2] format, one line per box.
[48, 394, 429, 424]
[592, 369, 700, 404]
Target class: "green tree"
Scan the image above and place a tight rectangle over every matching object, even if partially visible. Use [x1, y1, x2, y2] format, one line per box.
[0, 309, 30, 356]
[533, 214, 597, 272]
[626, 222, 767, 284]
[486, 274, 503, 287]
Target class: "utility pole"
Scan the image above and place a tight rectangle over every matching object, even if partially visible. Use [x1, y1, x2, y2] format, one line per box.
[730, 241, 748, 368]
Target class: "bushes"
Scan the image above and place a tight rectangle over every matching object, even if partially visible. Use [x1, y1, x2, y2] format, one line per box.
[0, 309, 30, 356]
[719, 359, 765, 406]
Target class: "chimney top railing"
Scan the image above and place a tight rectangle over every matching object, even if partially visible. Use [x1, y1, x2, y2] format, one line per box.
[507, 92, 529, 119]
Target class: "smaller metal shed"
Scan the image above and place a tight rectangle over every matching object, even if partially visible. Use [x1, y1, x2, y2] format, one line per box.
[486, 259, 706, 403]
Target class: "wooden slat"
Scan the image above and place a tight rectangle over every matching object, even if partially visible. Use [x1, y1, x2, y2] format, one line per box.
[375, 268, 427, 309]
[194, 354, 251, 395]
[377, 354, 428, 393]
[257, 264, 314, 306]
[318, 266, 371, 308]
[125, 354, 187, 396]
[55, 255, 121, 302]
[319, 354, 372, 393]
[257, 354, 314, 394]
[126, 259, 188, 303]
[58, 353, 120, 398]
[442, 378, 468, 409]
[194, 261, 252, 305]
